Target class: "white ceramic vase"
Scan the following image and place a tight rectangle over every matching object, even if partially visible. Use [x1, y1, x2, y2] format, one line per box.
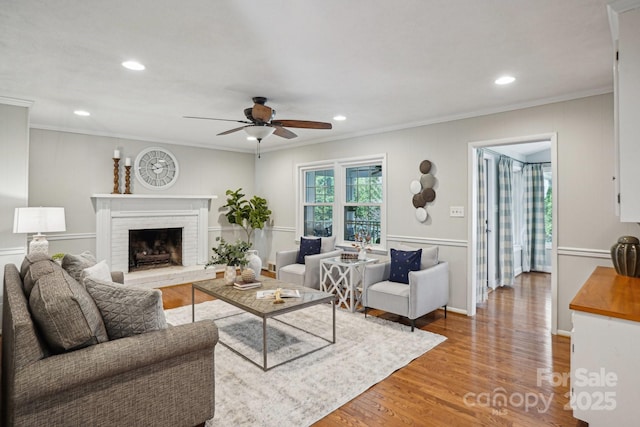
[224, 265, 236, 285]
[358, 248, 367, 261]
[246, 250, 262, 275]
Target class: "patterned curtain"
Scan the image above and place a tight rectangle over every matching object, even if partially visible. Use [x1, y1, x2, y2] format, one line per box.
[497, 156, 514, 286]
[476, 149, 488, 303]
[523, 164, 546, 271]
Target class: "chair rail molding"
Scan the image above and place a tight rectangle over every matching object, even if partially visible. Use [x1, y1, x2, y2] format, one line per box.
[557, 246, 611, 259]
[387, 235, 468, 248]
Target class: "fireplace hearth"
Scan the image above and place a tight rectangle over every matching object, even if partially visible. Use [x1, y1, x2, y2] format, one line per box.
[129, 228, 182, 272]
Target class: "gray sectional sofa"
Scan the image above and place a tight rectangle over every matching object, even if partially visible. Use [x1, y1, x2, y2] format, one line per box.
[2, 254, 218, 427]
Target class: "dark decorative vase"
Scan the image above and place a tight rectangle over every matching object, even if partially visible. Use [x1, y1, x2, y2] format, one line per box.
[611, 236, 640, 277]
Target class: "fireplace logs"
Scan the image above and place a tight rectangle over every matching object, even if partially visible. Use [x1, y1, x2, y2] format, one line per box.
[129, 228, 182, 272]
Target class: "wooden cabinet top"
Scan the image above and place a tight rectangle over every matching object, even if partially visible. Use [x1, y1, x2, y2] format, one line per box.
[570, 266, 640, 322]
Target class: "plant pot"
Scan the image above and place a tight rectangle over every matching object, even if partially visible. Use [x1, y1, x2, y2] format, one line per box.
[611, 236, 640, 277]
[224, 265, 237, 285]
[246, 249, 262, 275]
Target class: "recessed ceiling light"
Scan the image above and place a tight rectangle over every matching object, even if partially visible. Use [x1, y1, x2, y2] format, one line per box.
[495, 75, 516, 85]
[74, 110, 90, 116]
[122, 60, 145, 71]
[333, 115, 346, 121]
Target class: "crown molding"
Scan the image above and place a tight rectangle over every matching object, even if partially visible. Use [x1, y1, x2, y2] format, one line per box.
[0, 96, 34, 108]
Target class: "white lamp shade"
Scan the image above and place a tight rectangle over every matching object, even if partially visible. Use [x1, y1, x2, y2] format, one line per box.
[13, 207, 66, 234]
[243, 125, 275, 140]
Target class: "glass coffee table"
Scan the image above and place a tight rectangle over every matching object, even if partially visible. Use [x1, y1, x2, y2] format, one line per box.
[192, 276, 335, 371]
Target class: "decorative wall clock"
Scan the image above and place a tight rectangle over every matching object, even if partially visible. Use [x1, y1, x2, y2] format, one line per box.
[134, 147, 179, 190]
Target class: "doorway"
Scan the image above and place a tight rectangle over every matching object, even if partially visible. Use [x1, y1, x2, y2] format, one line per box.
[467, 133, 558, 333]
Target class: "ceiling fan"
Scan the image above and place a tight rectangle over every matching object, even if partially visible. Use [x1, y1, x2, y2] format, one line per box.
[184, 96, 332, 144]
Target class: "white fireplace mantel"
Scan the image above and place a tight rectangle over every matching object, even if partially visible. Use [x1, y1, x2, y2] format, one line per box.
[91, 194, 217, 271]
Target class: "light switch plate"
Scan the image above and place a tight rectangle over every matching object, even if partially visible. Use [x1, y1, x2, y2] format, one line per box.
[450, 206, 464, 217]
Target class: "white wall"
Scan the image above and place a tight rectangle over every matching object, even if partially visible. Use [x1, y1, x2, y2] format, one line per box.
[255, 93, 639, 332]
[27, 129, 257, 257]
[0, 100, 31, 330]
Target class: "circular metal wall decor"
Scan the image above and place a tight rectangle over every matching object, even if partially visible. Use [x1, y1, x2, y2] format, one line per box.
[409, 180, 422, 194]
[420, 173, 435, 188]
[410, 159, 436, 222]
[419, 160, 432, 174]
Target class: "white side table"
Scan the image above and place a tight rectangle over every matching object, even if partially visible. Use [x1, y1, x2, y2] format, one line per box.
[320, 257, 377, 312]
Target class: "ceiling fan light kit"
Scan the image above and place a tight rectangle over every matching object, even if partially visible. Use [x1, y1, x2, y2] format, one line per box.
[184, 96, 332, 157]
[244, 125, 275, 141]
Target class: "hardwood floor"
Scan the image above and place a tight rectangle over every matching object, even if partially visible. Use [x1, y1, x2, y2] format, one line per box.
[163, 272, 586, 426]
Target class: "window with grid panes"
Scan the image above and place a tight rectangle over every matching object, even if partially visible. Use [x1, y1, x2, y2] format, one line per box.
[344, 165, 382, 244]
[297, 155, 386, 248]
[303, 169, 334, 237]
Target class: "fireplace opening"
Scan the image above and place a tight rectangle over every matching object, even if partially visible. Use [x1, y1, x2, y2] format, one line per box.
[129, 228, 183, 272]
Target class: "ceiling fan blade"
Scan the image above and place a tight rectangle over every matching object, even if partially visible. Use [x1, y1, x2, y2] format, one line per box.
[271, 119, 332, 129]
[252, 104, 273, 123]
[184, 116, 251, 124]
[272, 125, 297, 139]
[217, 125, 249, 136]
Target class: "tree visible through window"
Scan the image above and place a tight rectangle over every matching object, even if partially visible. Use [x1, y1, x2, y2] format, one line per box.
[544, 184, 552, 243]
[344, 165, 382, 244]
[303, 169, 334, 236]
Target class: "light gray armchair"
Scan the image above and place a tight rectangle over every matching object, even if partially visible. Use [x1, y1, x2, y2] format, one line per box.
[276, 236, 342, 289]
[362, 246, 449, 331]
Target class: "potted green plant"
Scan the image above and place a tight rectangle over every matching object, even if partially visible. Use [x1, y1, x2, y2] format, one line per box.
[222, 188, 272, 274]
[222, 188, 272, 244]
[205, 237, 251, 285]
[205, 237, 251, 268]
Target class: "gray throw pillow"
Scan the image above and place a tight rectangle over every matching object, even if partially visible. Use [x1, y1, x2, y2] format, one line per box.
[21, 255, 61, 297]
[20, 252, 52, 279]
[84, 277, 168, 340]
[62, 251, 97, 282]
[29, 270, 109, 353]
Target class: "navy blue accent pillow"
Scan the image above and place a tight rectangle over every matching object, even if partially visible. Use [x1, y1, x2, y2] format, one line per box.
[296, 237, 322, 264]
[389, 248, 422, 284]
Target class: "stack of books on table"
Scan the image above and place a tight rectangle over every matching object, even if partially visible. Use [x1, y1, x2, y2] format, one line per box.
[233, 281, 262, 290]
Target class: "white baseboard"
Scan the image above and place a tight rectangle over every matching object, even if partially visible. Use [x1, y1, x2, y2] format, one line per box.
[556, 329, 571, 337]
[443, 306, 468, 316]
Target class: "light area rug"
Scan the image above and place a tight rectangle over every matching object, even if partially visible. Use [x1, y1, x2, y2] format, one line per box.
[165, 300, 446, 426]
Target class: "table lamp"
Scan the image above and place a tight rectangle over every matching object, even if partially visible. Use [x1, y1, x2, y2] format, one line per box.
[13, 207, 66, 255]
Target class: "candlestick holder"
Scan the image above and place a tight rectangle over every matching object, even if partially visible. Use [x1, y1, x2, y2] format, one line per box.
[124, 165, 132, 194]
[111, 158, 120, 194]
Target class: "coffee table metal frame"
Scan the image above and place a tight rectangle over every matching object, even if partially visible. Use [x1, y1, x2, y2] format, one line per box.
[192, 277, 335, 371]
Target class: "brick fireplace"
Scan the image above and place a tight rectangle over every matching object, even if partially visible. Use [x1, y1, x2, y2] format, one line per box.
[92, 194, 216, 279]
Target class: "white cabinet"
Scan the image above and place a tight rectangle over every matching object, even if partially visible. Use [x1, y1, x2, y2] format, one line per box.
[571, 311, 640, 425]
[610, 2, 640, 221]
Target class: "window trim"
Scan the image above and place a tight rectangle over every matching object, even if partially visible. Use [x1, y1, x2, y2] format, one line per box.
[296, 153, 387, 249]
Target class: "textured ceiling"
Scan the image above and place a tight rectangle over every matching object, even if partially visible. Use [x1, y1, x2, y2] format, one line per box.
[0, 0, 614, 153]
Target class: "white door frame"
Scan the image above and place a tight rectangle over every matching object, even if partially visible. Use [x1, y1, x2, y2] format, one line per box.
[467, 133, 559, 334]
[484, 154, 497, 289]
